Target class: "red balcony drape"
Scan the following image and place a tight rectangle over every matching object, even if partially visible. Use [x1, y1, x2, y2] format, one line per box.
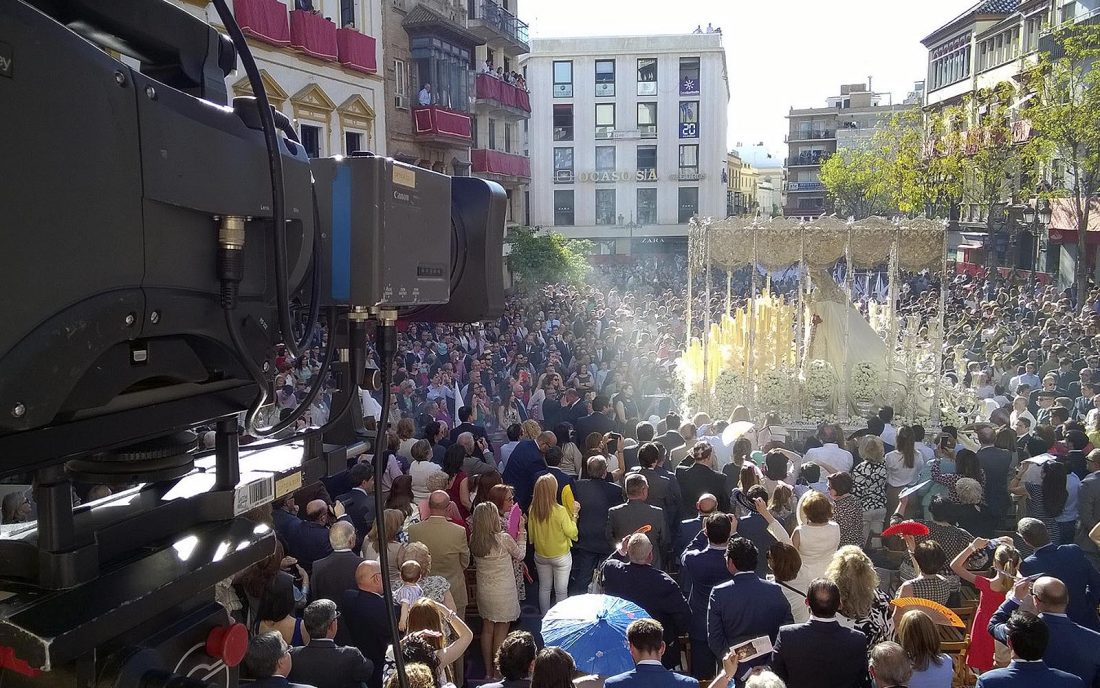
[472, 149, 530, 179]
[336, 28, 377, 73]
[235, 0, 291, 47]
[475, 73, 531, 113]
[290, 10, 338, 61]
[413, 107, 472, 139]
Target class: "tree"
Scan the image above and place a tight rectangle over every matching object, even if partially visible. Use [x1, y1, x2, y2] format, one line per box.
[872, 109, 964, 219]
[506, 226, 592, 287]
[819, 146, 892, 219]
[1022, 23, 1100, 298]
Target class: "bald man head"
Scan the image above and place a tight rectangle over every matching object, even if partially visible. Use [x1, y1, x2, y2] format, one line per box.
[428, 490, 451, 514]
[1032, 576, 1069, 613]
[305, 499, 328, 523]
[697, 493, 718, 515]
[536, 431, 557, 453]
[355, 560, 382, 593]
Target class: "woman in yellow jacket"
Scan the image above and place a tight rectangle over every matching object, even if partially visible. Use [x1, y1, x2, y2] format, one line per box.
[527, 473, 579, 613]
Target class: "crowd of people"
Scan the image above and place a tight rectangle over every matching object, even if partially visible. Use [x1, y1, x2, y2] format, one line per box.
[10, 259, 1100, 688]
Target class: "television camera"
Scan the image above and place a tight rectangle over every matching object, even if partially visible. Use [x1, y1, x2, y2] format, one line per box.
[0, 1, 505, 687]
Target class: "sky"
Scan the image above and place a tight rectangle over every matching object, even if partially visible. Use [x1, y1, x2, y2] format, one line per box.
[524, 0, 971, 157]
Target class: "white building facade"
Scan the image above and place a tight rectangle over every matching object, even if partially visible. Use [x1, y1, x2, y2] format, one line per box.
[521, 34, 729, 255]
[172, 0, 386, 159]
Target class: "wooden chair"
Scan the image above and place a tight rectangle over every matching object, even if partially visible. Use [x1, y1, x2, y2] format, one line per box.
[941, 635, 975, 688]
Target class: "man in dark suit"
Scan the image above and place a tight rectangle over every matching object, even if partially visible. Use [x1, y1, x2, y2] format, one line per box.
[338, 561, 392, 688]
[559, 388, 587, 428]
[570, 456, 626, 594]
[310, 521, 362, 607]
[335, 463, 376, 550]
[502, 432, 554, 510]
[604, 618, 697, 688]
[289, 600, 373, 688]
[243, 631, 316, 688]
[676, 443, 730, 513]
[623, 423, 656, 473]
[976, 426, 1014, 524]
[978, 610, 1085, 688]
[626, 444, 682, 538]
[673, 493, 719, 559]
[1077, 450, 1100, 568]
[654, 413, 685, 454]
[771, 579, 868, 688]
[574, 394, 613, 440]
[286, 499, 349, 572]
[601, 534, 691, 669]
[706, 537, 793, 677]
[680, 513, 734, 679]
[450, 406, 492, 450]
[988, 576, 1100, 686]
[1017, 517, 1100, 631]
[732, 486, 779, 578]
[607, 474, 668, 569]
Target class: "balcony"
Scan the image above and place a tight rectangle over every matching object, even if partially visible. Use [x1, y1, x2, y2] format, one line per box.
[235, 0, 291, 47]
[466, 0, 530, 56]
[471, 149, 531, 182]
[787, 181, 825, 192]
[289, 9, 338, 61]
[474, 73, 531, 118]
[783, 205, 825, 219]
[787, 129, 835, 142]
[336, 27, 377, 74]
[788, 151, 829, 167]
[413, 106, 472, 144]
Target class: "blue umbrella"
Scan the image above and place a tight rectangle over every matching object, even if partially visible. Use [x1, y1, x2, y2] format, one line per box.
[540, 594, 650, 676]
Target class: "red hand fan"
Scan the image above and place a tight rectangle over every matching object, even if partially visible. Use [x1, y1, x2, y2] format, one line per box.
[881, 520, 930, 537]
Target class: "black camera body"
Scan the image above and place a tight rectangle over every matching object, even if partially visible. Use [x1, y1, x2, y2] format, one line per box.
[0, 1, 504, 686]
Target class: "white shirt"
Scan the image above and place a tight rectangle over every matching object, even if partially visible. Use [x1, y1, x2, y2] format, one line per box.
[418, 88, 431, 106]
[880, 424, 898, 447]
[499, 441, 520, 470]
[885, 449, 925, 488]
[804, 443, 853, 473]
[359, 389, 382, 420]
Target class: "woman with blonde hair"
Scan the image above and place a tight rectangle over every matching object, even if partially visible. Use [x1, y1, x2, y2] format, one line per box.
[527, 474, 578, 612]
[362, 508, 409, 584]
[949, 537, 1019, 672]
[397, 598, 473, 684]
[520, 419, 542, 441]
[792, 491, 841, 581]
[486, 483, 527, 602]
[896, 610, 953, 687]
[396, 417, 418, 462]
[469, 502, 524, 679]
[825, 545, 895, 651]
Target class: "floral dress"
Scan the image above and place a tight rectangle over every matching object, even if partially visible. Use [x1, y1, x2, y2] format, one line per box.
[851, 461, 888, 511]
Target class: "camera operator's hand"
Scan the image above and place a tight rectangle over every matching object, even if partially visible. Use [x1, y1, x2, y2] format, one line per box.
[333, 499, 346, 518]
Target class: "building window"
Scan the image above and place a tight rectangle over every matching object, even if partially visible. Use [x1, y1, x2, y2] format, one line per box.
[1023, 12, 1045, 53]
[637, 188, 657, 224]
[636, 145, 657, 179]
[595, 103, 615, 139]
[488, 118, 497, 150]
[345, 131, 363, 154]
[678, 144, 699, 179]
[554, 190, 575, 226]
[679, 101, 699, 138]
[553, 104, 574, 141]
[395, 59, 408, 109]
[553, 60, 573, 98]
[300, 124, 322, 158]
[595, 59, 615, 97]
[928, 34, 971, 90]
[553, 147, 574, 183]
[596, 145, 616, 172]
[637, 103, 657, 138]
[596, 189, 616, 225]
[504, 124, 512, 153]
[637, 58, 657, 96]
[410, 36, 472, 112]
[679, 57, 700, 96]
[678, 187, 699, 223]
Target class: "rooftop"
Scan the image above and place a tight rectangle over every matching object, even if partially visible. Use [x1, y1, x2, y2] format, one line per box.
[527, 32, 725, 56]
[921, 0, 1022, 44]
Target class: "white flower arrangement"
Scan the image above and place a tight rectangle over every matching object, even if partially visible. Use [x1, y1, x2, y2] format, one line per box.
[850, 361, 883, 402]
[804, 359, 838, 401]
[939, 377, 982, 428]
[756, 365, 796, 422]
[713, 369, 746, 416]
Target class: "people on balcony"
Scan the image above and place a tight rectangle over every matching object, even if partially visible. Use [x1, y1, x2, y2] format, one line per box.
[295, 0, 319, 14]
[418, 83, 432, 107]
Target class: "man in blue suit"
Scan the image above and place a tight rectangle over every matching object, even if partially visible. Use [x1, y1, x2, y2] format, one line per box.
[988, 576, 1100, 687]
[1017, 517, 1100, 631]
[502, 432, 555, 510]
[706, 537, 793, 676]
[680, 513, 734, 679]
[672, 493, 718, 560]
[243, 631, 317, 688]
[604, 619, 697, 688]
[771, 579, 868, 688]
[978, 610, 1084, 688]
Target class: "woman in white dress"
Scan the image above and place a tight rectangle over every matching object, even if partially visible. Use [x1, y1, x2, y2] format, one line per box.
[791, 491, 841, 582]
[469, 502, 525, 680]
[409, 439, 443, 502]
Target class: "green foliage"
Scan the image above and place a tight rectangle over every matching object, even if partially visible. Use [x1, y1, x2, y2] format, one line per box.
[1022, 22, 1100, 295]
[506, 226, 592, 287]
[819, 147, 892, 219]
